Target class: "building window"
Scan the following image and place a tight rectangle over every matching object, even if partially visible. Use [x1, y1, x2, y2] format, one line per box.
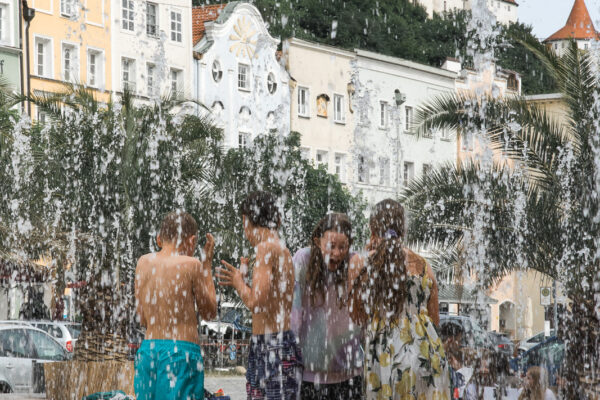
[62, 44, 78, 82]
[405, 106, 413, 132]
[379, 101, 388, 128]
[238, 132, 249, 148]
[122, 57, 135, 92]
[0, 5, 5, 43]
[316, 151, 328, 170]
[358, 156, 369, 184]
[35, 37, 52, 78]
[267, 73, 277, 94]
[238, 64, 250, 91]
[403, 162, 414, 186]
[170, 10, 182, 42]
[300, 147, 311, 161]
[335, 154, 345, 182]
[334, 94, 345, 123]
[423, 163, 432, 177]
[146, 3, 158, 37]
[87, 50, 103, 88]
[61, 0, 75, 17]
[212, 60, 222, 83]
[122, 0, 134, 31]
[584, 43, 589, 50]
[297, 87, 309, 117]
[147, 64, 156, 96]
[170, 68, 181, 99]
[554, 43, 558, 50]
[379, 157, 390, 186]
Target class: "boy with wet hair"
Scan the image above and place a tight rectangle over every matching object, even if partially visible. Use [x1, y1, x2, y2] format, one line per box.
[134, 210, 217, 400]
[216, 191, 302, 400]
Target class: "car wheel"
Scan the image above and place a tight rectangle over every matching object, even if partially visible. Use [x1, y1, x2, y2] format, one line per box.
[0, 382, 13, 393]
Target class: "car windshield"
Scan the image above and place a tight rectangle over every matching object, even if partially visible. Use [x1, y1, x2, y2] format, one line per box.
[66, 324, 81, 339]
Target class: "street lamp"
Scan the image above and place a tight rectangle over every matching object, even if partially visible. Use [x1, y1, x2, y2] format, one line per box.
[22, 0, 35, 117]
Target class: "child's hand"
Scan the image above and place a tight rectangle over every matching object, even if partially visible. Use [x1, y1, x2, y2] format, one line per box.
[216, 260, 244, 291]
[203, 233, 215, 264]
[240, 257, 249, 280]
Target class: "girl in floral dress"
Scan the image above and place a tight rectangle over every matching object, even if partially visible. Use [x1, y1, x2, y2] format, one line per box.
[351, 199, 451, 400]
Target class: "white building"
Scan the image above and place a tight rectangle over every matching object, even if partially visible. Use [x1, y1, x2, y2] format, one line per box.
[416, 0, 518, 25]
[192, 3, 290, 148]
[285, 38, 355, 185]
[111, 0, 194, 101]
[352, 50, 458, 205]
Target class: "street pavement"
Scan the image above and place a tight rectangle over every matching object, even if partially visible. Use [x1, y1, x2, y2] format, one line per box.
[205, 375, 247, 400]
[0, 376, 248, 400]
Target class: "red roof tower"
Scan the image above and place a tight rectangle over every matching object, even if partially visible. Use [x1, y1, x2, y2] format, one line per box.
[545, 0, 599, 42]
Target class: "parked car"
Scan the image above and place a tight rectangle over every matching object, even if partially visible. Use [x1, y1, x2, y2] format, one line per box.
[0, 323, 69, 393]
[517, 329, 555, 355]
[488, 331, 515, 357]
[28, 320, 81, 353]
[439, 314, 495, 353]
[510, 336, 564, 387]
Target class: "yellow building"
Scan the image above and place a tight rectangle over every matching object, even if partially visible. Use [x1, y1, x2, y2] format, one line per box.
[22, 0, 112, 120]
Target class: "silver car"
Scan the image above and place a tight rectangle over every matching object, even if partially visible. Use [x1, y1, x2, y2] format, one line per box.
[29, 321, 81, 353]
[0, 324, 69, 393]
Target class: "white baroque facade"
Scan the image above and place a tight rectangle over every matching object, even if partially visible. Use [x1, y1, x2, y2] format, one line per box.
[352, 50, 457, 205]
[416, 0, 518, 25]
[110, 0, 194, 101]
[193, 3, 290, 148]
[285, 38, 355, 185]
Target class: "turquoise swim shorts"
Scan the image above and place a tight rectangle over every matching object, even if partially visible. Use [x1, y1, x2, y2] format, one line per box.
[134, 339, 204, 400]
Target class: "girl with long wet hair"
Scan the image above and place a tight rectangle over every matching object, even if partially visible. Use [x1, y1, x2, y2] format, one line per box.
[290, 213, 364, 400]
[351, 199, 451, 400]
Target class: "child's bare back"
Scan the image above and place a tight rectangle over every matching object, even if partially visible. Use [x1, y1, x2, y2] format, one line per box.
[251, 240, 294, 335]
[135, 253, 216, 343]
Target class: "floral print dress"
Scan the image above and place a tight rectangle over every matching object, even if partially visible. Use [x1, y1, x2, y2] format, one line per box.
[366, 250, 451, 400]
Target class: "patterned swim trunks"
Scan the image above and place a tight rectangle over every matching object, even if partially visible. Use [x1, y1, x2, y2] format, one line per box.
[246, 330, 303, 400]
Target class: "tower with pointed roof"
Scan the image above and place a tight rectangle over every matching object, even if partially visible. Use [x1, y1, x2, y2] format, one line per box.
[544, 0, 599, 56]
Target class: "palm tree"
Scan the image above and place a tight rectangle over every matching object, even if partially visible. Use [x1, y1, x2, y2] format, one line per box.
[11, 84, 224, 360]
[404, 40, 599, 396]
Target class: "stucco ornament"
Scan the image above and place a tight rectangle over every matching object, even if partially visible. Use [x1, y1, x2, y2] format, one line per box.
[229, 16, 258, 59]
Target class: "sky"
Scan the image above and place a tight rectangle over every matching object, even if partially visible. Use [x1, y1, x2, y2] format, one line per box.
[518, 0, 600, 39]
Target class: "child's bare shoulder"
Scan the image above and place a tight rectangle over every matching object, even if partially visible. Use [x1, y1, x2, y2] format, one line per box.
[257, 241, 288, 257]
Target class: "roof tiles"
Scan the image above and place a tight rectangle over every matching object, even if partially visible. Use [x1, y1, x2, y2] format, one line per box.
[192, 4, 227, 45]
[545, 0, 599, 42]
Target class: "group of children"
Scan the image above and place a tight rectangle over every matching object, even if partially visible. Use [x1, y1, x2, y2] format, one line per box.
[133, 192, 450, 400]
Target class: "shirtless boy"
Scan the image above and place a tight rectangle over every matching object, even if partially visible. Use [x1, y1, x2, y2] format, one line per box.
[134, 211, 217, 400]
[216, 191, 302, 400]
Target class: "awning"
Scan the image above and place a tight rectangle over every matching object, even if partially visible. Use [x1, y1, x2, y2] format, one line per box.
[438, 283, 497, 305]
[0, 256, 52, 284]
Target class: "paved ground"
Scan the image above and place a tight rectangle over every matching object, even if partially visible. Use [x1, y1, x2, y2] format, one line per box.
[205, 375, 247, 399]
[0, 376, 247, 400]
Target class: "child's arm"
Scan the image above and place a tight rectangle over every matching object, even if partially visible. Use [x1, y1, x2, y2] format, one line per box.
[194, 233, 217, 321]
[134, 259, 146, 328]
[217, 243, 273, 313]
[426, 261, 440, 326]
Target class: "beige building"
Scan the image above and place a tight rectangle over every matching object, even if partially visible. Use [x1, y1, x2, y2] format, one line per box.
[284, 38, 356, 185]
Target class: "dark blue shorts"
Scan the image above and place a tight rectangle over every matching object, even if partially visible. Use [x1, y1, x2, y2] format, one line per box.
[246, 331, 302, 400]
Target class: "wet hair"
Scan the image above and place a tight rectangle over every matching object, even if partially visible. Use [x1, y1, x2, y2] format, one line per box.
[518, 366, 547, 400]
[440, 322, 464, 340]
[239, 191, 281, 229]
[159, 211, 198, 244]
[357, 199, 408, 324]
[306, 213, 353, 308]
